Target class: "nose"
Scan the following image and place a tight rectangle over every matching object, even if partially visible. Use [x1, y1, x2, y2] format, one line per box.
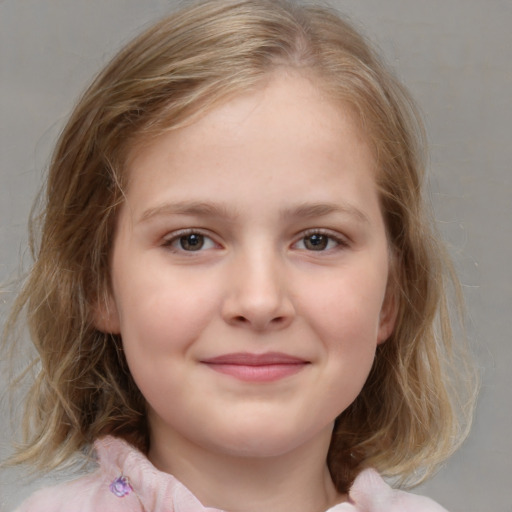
[221, 249, 295, 331]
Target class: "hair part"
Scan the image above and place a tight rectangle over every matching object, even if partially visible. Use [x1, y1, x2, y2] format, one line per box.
[4, 0, 476, 492]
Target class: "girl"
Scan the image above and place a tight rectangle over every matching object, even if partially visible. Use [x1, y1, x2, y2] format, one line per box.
[4, 1, 476, 510]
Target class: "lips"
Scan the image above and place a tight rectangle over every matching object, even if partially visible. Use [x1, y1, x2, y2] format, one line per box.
[201, 352, 310, 382]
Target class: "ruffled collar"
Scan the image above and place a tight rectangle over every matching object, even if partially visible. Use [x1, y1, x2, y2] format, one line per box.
[96, 436, 225, 512]
[94, 436, 444, 512]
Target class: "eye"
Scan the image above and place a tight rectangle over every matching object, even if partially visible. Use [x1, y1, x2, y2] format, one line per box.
[294, 231, 346, 252]
[163, 231, 217, 252]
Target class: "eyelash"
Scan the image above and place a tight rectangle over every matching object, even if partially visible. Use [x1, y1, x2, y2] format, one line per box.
[294, 229, 349, 252]
[161, 228, 349, 253]
[161, 229, 218, 253]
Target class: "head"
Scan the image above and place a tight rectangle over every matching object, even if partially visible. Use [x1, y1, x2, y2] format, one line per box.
[12, 0, 468, 491]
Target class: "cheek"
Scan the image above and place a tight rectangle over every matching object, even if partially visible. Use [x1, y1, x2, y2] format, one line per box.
[111, 266, 221, 369]
[113, 280, 218, 412]
[299, 265, 388, 343]
[296, 261, 387, 401]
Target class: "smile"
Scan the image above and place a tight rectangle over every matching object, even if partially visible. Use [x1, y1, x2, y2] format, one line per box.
[201, 352, 310, 382]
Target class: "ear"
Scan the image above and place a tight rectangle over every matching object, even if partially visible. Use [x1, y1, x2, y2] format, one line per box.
[377, 280, 398, 345]
[92, 292, 121, 334]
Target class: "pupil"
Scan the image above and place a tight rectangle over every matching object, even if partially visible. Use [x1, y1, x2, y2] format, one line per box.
[180, 233, 204, 251]
[305, 234, 328, 250]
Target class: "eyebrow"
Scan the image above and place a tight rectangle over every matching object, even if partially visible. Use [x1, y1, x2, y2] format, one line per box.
[280, 202, 370, 224]
[139, 201, 239, 223]
[138, 200, 369, 224]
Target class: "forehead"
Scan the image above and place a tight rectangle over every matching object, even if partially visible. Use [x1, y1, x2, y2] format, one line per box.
[121, 71, 379, 218]
[125, 70, 375, 181]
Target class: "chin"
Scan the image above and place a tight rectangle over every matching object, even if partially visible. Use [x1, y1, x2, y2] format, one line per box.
[204, 422, 329, 460]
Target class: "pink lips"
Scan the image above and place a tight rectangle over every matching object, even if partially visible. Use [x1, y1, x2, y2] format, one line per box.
[201, 352, 309, 382]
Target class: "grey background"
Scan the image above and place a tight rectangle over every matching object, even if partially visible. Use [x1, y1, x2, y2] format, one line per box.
[1, 1, 511, 511]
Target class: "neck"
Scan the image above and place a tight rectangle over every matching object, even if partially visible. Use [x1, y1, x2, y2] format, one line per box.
[148, 424, 344, 512]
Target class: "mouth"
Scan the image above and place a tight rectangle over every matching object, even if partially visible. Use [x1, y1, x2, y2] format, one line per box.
[200, 352, 310, 382]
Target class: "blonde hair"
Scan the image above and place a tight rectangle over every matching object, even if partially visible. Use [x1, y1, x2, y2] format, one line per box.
[4, 0, 476, 492]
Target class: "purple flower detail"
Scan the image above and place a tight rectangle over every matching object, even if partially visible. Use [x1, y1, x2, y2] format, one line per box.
[110, 475, 133, 497]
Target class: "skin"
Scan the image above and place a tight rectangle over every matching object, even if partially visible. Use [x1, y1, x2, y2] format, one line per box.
[97, 71, 396, 512]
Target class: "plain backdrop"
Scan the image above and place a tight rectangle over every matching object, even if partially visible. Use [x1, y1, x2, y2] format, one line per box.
[1, 1, 511, 511]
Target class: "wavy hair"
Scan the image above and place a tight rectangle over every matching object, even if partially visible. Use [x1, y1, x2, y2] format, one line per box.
[4, 0, 476, 492]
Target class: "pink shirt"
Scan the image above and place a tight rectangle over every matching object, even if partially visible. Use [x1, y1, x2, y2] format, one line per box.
[14, 437, 448, 512]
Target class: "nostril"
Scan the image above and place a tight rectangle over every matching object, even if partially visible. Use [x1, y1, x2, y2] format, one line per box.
[231, 314, 287, 328]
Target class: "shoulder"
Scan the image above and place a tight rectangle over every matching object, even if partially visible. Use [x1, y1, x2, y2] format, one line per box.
[11, 437, 143, 512]
[12, 470, 143, 512]
[11, 437, 221, 512]
[329, 469, 449, 512]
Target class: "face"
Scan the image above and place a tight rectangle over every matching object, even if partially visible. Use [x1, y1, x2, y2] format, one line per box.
[98, 72, 396, 463]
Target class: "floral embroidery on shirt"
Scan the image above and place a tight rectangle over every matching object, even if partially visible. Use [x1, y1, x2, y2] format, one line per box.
[110, 475, 133, 497]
